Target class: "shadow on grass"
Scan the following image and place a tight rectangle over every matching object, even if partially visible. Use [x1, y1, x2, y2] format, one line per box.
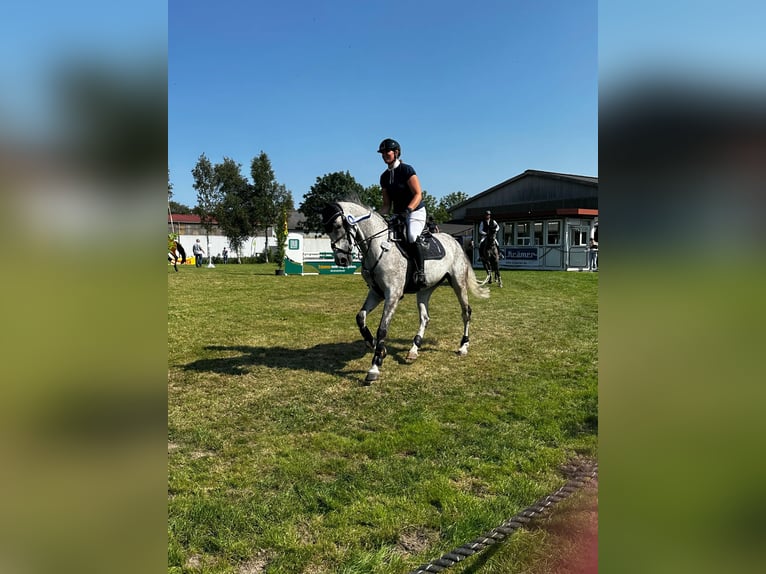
[180, 341, 371, 378]
[179, 335, 448, 381]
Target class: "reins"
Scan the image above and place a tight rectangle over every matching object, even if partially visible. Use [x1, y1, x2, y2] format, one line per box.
[332, 209, 391, 275]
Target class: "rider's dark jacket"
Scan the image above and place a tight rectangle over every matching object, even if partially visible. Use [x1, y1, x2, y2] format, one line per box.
[479, 219, 499, 243]
[380, 162, 424, 214]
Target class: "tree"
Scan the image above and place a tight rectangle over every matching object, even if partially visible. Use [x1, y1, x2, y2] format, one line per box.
[217, 190, 250, 263]
[433, 191, 470, 223]
[299, 171, 366, 232]
[192, 153, 223, 267]
[168, 168, 173, 199]
[250, 152, 284, 261]
[214, 157, 252, 260]
[273, 184, 294, 270]
[420, 189, 438, 219]
[169, 200, 192, 214]
[360, 184, 383, 212]
[274, 205, 289, 272]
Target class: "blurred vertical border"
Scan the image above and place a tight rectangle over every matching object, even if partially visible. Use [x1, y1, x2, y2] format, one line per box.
[600, 1, 766, 572]
[0, 2, 166, 573]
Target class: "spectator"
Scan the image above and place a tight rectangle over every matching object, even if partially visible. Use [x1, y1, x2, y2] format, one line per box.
[192, 238, 205, 268]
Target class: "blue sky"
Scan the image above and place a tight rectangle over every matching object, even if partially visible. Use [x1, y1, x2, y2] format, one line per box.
[169, 0, 598, 209]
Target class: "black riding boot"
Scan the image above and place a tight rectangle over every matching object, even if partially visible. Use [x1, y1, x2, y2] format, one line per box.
[408, 241, 426, 288]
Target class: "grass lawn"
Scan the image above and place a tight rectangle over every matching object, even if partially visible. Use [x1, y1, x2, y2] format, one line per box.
[168, 263, 597, 573]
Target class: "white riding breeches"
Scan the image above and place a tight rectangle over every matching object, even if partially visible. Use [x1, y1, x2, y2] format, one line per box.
[407, 207, 427, 243]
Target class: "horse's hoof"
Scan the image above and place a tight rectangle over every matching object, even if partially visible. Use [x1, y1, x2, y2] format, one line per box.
[406, 351, 418, 361]
[364, 372, 379, 384]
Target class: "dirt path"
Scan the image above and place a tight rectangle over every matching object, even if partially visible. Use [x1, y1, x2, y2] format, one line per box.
[537, 478, 598, 573]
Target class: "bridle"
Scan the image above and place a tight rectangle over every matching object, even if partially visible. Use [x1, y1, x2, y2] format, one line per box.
[322, 204, 390, 269]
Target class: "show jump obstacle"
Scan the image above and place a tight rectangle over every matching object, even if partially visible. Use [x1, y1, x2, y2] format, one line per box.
[283, 233, 361, 276]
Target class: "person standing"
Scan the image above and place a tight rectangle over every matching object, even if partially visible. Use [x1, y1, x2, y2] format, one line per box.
[222, 247, 229, 264]
[192, 238, 205, 268]
[377, 138, 427, 288]
[588, 238, 598, 271]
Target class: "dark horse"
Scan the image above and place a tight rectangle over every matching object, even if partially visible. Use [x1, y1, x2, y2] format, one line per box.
[322, 201, 489, 384]
[168, 235, 186, 272]
[479, 239, 503, 287]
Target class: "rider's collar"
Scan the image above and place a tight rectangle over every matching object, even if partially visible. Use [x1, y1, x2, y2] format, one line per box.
[387, 159, 400, 184]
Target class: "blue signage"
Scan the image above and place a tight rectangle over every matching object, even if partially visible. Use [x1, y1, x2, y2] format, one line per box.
[505, 247, 538, 260]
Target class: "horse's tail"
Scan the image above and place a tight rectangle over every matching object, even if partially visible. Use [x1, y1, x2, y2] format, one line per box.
[464, 256, 490, 299]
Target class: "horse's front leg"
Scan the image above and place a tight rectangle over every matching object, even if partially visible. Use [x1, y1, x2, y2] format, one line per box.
[406, 290, 432, 361]
[365, 291, 402, 384]
[356, 290, 383, 351]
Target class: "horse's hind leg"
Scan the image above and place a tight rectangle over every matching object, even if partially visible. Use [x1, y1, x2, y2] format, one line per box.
[406, 290, 433, 361]
[452, 284, 473, 356]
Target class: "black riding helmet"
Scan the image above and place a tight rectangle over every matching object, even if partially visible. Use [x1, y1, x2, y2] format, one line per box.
[377, 138, 401, 154]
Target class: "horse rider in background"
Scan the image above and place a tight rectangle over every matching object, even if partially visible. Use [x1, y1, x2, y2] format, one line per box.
[479, 210, 500, 255]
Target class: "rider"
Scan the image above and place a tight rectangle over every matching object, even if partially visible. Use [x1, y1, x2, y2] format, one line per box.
[479, 210, 499, 256]
[377, 138, 428, 288]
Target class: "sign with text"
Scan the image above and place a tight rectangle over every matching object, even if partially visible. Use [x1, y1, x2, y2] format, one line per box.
[504, 247, 538, 260]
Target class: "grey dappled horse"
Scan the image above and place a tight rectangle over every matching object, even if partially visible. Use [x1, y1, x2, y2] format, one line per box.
[322, 201, 489, 384]
[479, 239, 503, 287]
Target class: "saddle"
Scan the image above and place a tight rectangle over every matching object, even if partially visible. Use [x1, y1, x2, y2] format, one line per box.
[386, 220, 447, 293]
[388, 219, 446, 261]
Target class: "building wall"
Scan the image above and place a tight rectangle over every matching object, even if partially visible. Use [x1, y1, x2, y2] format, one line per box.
[454, 171, 598, 271]
[451, 171, 598, 221]
[172, 232, 331, 262]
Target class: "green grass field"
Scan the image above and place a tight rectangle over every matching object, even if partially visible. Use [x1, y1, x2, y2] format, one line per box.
[168, 264, 598, 573]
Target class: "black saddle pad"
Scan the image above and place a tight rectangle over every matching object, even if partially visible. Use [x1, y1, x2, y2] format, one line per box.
[419, 234, 446, 260]
[394, 233, 446, 261]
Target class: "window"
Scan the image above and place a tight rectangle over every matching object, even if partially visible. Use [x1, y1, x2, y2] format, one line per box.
[515, 222, 531, 246]
[533, 221, 543, 246]
[570, 227, 589, 246]
[502, 223, 513, 245]
[546, 221, 561, 245]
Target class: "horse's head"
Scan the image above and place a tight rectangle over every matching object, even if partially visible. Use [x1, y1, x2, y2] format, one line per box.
[321, 203, 354, 267]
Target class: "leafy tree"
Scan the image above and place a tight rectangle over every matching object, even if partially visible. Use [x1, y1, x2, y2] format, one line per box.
[420, 190, 438, 219]
[360, 184, 383, 212]
[214, 157, 252, 261]
[169, 200, 192, 214]
[191, 153, 222, 262]
[274, 205, 289, 272]
[299, 171, 365, 232]
[168, 168, 173, 199]
[217, 190, 250, 263]
[250, 152, 293, 261]
[432, 191, 470, 223]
